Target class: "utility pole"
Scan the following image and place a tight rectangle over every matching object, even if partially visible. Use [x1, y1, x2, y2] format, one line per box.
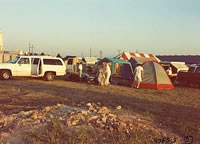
[28, 42, 35, 55]
[28, 42, 31, 54]
[31, 44, 35, 55]
[90, 48, 92, 57]
[100, 50, 102, 59]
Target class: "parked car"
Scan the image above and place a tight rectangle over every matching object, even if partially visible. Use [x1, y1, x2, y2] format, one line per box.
[175, 64, 200, 86]
[0, 55, 66, 81]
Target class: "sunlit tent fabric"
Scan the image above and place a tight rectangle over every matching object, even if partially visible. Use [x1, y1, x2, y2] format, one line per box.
[114, 51, 161, 73]
[140, 61, 174, 89]
[114, 52, 160, 63]
[98, 57, 133, 80]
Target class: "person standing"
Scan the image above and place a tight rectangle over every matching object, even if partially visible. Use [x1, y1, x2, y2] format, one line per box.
[104, 62, 111, 86]
[132, 64, 144, 88]
[78, 62, 83, 81]
[97, 64, 105, 86]
[166, 66, 172, 77]
[166, 66, 173, 82]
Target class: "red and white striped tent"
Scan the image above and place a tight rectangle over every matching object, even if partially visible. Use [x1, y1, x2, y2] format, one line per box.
[114, 52, 160, 63]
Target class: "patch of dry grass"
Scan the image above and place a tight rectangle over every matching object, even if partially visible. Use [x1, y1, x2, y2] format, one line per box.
[0, 78, 200, 143]
[24, 117, 170, 144]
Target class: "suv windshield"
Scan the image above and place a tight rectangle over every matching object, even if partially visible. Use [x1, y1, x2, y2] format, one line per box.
[7, 56, 20, 64]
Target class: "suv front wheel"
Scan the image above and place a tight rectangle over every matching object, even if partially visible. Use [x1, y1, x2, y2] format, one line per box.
[45, 72, 55, 81]
[1, 70, 11, 80]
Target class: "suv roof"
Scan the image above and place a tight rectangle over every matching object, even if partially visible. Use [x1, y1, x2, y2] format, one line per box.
[18, 55, 62, 59]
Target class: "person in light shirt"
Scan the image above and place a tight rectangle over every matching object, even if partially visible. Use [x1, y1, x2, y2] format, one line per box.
[166, 66, 172, 76]
[132, 64, 144, 89]
[104, 62, 111, 86]
[97, 64, 106, 86]
[78, 62, 83, 81]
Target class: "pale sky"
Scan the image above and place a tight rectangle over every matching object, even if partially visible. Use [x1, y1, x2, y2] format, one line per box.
[0, 0, 200, 57]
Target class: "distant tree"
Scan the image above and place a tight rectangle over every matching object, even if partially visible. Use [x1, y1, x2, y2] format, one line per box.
[56, 53, 62, 58]
[40, 52, 45, 56]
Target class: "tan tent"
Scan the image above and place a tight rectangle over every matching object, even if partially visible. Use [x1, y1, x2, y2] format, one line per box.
[140, 61, 174, 89]
[114, 52, 174, 89]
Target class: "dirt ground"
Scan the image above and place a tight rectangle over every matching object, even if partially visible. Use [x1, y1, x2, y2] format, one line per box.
[0, 77, 200, 143]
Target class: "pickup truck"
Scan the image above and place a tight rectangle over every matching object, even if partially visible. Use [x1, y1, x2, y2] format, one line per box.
[0, 55, 66, 81]
[176, 64, 200, 86]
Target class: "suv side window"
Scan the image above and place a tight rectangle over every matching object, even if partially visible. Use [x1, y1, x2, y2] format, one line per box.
[18, 58, 30, 64]
[43, 59, 63, 65]
[33, 58, 40, 64]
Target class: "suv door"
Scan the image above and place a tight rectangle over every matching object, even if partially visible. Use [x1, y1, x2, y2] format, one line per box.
[16, 58, 31, 76]
[31, 58, 41, 75]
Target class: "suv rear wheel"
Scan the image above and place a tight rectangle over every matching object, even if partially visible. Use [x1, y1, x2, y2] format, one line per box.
[45, 72, 55, 81]
[1, 70, 11, 80]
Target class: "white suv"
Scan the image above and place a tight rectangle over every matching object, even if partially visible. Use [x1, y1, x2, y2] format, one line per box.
[0, 56, 66, 81]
